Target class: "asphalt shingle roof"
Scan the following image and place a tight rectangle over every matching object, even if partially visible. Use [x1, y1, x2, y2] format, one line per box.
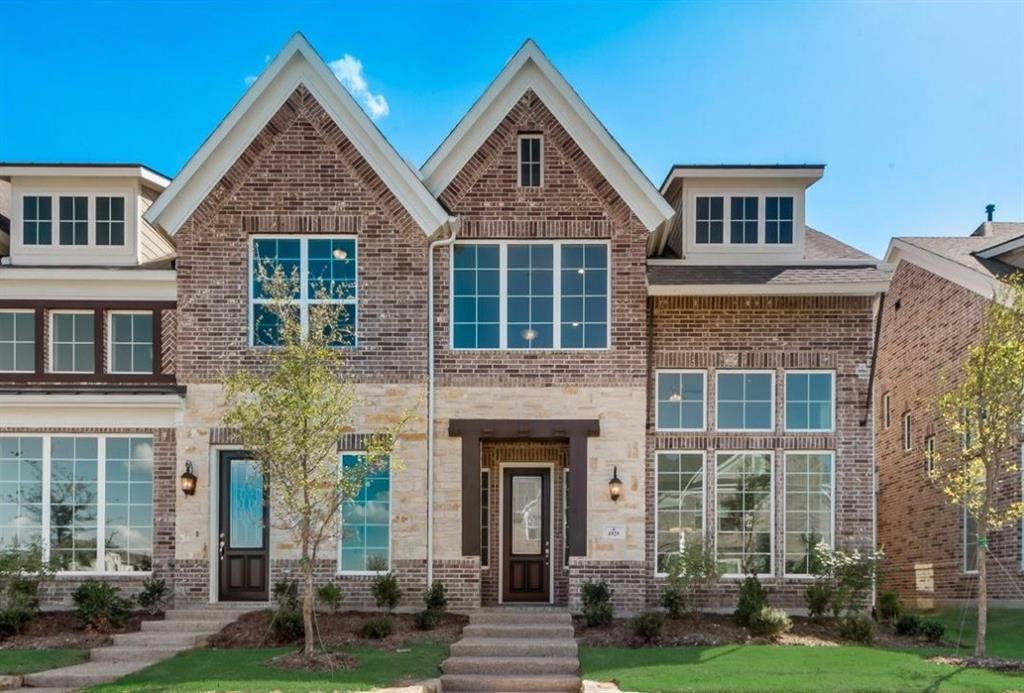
[895, 222, 1024, 279]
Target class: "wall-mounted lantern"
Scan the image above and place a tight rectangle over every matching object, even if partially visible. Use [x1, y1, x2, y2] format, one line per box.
[608, 466, 623, 502]
[180, 461, 198, 496]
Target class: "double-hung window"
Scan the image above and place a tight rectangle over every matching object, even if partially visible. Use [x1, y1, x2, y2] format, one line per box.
[785, 371, 835, 431]
[59, 196, 88, 246]
[108, 312, 153, 374]
[23, 196, 52, 245]
[655, 452, 705, 574]
[96, 197, 126, 246]
[250, 236, 357, 347]
[784, 452, 834, 575]
[656, 371, 706, 431]
[716, 371, 774, 431]
[50, 311, 95, 373]
[0, 310, 35, 373]
[338, 453, 390, 573]
[716, 452, 773, 575]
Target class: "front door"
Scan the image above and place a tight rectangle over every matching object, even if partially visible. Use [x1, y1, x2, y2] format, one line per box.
[502, 467, 550, 602]
[218, 451, 269, 602]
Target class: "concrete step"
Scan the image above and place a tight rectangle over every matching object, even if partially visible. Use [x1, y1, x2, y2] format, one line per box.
[450, 638, 578, 658]
[462, 623, 575, 639]
[23, 661, 149, 689]
[469, 611, 572, 626]
[141, 618, 233, 633]
[89, 645, 184, 663]
[112, 630, 209, 647]
[442, 656, 580, 675]
[164, 608, 255, 621]
[440, 674, 581, 692]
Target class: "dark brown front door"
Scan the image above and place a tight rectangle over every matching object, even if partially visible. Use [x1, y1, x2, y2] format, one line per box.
[218, 451, 269, 602]
[503, 467, 550, 602]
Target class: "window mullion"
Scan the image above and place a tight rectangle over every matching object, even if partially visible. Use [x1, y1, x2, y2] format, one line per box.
[499, 243, 508, 349]
[553, 242, 561, 349]
[96, 437, 106, 572]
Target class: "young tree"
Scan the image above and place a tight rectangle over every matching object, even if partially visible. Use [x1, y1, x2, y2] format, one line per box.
[928, 274, 1024, 657]
[224, 262, 406, 659]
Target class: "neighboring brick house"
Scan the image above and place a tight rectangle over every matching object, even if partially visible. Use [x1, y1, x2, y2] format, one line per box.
[876, 220, 1024, 609]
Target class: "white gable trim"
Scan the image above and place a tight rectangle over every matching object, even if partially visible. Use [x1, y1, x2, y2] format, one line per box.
[976, 234, 1024, 260]
[145, 33, 450, 237]
[420, 40, 674, 233]
[885, 238, 1006, 300]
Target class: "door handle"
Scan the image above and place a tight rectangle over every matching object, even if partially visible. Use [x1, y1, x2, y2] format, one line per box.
[218, 533, 226, 561]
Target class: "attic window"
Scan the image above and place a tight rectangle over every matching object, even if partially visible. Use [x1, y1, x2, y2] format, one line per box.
[518, 135, 543, 188]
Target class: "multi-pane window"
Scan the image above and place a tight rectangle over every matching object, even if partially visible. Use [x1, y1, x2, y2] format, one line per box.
[50, 312, 95, 373]
[23, 196, 52, 245]
[730, 197, 758, 244]
[656, 371, 706, 431]
[902, 412, 913, 451]
[480, 469, 490, 568]
[58, 196, 88, 246]
[560, 244, 608, 348]
[716, 452, 773, 575]
[656, 452, 705, 574]
[785, 371, 834, 431]
[452, 245, 500, 349]
[518, 135, 542, 187]
[507, 244, 554, 349]
[250, 236, 357, 347]
[96, 197, 126, 246]
[103, 437, 153, 572]
[338, 454, 390, 573]
[964, 507, 978, 573]
[784, 453, 834, 575]
[108, 312, 153, 374]
[717, 371, 774, 431]
[0, 311, 35, 373]
[765, 197, 794, 244]
[49, 437, 99, 571]
[0, 437, 43, 550]
[695, 196, 724, 244]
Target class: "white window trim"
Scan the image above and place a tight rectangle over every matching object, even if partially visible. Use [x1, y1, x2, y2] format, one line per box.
[783, 370, 836, 433]
[449, 240, 612, 351]
[106, 310, 154, 375]
[48, 309, 95, 374]
[248, 235, 359, 349]
[882, 392, 892, 429]
[0, 309, 36, 373]
[715, 450, 775, 579]
[21, 195, 54, 246]
[481, 468, 490, 570]
[653, 450, 707, 578]
[655, 370, 707, 432]
[715, 370, 776, 433]
[782, 451, 836, 578]
[692, 193, 796, 248]
[94, 195, 127, 247]
[336, 451, 392, 577]
[963, 505, 978, 575]
[924, 436, 935, 475]
[517, 134, 543, 188]
[902, 412, 913, 451]
[0, 433, 154, 576]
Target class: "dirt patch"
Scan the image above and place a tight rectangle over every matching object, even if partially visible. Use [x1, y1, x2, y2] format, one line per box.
[0, 610, 163, 650]
[267, 649, 359, 671]
[210, 610, 468, 649]
[929, 656, 1024, 672]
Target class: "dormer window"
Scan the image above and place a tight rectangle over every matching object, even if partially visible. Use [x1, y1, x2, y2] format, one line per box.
[693, 193, 795, 247]
[695, 196, 724, 244]
[730, 197, 758, 244]
[59, 196, 88, 246]
[97, 197, 126, 246]
[23, 196, 52, 245]
[766, 197, 794, 244]
[518, 135, 543, 187]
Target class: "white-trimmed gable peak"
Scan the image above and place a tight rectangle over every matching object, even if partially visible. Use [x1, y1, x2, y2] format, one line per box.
[146, 33, 450, 237]
[420, 39, 674, 233]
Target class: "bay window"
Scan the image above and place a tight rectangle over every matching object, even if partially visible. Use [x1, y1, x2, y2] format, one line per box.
[716, 452, 773, 575]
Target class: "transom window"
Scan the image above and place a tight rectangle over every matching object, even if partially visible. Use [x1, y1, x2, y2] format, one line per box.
[716, 371, 774, 431]
[730, 197, 758, 244]
[784, 452, 834, 575]
[518, 135, 543, 187]
[23, 196, 52, 245]
[59, 196, 88, 246]
[785, 371, 835, 431]
[656, 371, 706, 431]
[108, 312, 153, 374]
[695, 196, 724, 244]
[338, 453, 390, 573]
[766, 197, 794, 244]
[50, 311, 95, 373]
[96, 197, 126, 246]
[0, 311, 35, 373]
[656, 452, 705, 574]
[716, 452, 773, 575]
[250, 236, 357, 347]
[693, 194, 795, 246]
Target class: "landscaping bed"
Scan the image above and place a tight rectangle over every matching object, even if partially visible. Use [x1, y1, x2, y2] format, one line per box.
[0, 610, 162, 650]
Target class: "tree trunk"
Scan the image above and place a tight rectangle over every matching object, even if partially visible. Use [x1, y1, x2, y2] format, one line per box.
[302, 534, 315, 657]
[975, 543, 987, 658]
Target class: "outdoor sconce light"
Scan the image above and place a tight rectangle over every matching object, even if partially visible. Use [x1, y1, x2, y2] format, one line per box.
[608, 466, 623, 502]
[180, 461, 198, 496]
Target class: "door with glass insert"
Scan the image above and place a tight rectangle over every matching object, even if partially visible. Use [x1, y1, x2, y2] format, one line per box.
[502, 467, 550, 602]
[218, 451, 269, 601]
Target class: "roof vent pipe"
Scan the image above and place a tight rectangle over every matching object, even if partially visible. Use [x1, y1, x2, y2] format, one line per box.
[985, 204, 995, 222]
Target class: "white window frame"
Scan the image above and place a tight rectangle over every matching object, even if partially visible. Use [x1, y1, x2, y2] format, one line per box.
[480, 468, 491, 569]
[783, 370, 836, 433]
[517, 134, 543, 188]
[782, 451, 836, 578]
[48, 310, 95, 374]
[106, 310, 154, 375]
[902, 412, 913, 451]
[95, 195, 127, 247]
[337, 451, 392, 576]
[924, 435, 935, 474]
[0, 309, 36, 373]
[57, 195, 90, 246]
[449, 240, 611, 351]
[655, 370, 707, 432]
[882, 392, 892, 429]
[715, 450, 775, 579]
[21, 195, 53, 246]
[654, 450, 707, 577]
[691, 193, 796, 248]
[248, 235, 358, 348]
[715, 370, 776, 432]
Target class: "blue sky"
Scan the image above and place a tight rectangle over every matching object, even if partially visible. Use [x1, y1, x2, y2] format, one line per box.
[1, 1, 1021, 258]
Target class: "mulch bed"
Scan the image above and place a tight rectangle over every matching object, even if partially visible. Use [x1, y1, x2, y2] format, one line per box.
[929, 656, 1024, 673]
[0, 610, 163, 650]
[268, 649, 359, 671]
[209, 610, 468, 649]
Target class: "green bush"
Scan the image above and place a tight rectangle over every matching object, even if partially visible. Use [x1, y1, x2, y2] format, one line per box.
[733, 574, 768, 627]
[748, 606, 792, 639]
[839, 614, 876, 644]
[423, 581, 448, 612]
[920, 619, 946, 643]
[581, 580, 614, 627]
[878, 591, 902, 623]
[137, 577, 168, 616]
[272, 579, 299, 610]
[316, 583, 344, 614]
[371, 572, 402, 612]
[72, 580, 133, 631]
[809, 545, 884, 618]
[629, 611, 665, 643]
[360, 615, 393, 639]
[271, 607, 304, 641]
[661, 586, 686, 619]
[0, 546, 49, 637]
[805, 582, 832, 622]
[414, 608, 440, 631]
[662, 539, 722, 617]
[895, 613, 922, 636]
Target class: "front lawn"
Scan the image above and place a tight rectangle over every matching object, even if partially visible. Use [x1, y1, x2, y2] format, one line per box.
[0, 648, 88, 674]
[580, 644, 1024, 693]
[930, 608, 1024, 661]
[87, 643, 448, 693]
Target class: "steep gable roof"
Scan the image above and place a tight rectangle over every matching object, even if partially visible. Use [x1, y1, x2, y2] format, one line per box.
[420, 40, 674, 233]
[146, 33, 451, 237]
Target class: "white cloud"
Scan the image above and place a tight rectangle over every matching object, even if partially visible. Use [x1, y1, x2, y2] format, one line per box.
[328, 54, 389, 120]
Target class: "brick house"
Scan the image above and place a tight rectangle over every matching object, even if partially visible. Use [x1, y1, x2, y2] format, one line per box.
[0, 35, 887, 612]
[876, 220, 1024, 609]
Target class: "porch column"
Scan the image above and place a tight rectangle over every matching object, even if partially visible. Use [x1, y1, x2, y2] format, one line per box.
[460, 433, 481, 557]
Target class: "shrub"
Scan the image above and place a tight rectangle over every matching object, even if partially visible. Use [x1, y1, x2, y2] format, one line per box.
[661, 586, 686, 620]
[839, 614, 876, 644]
[423, 581, 448, 612]
[805, 582, 832, 622]
[271, 607, 304, 641]
[662, 539, 722, 617]
[316, 583, 344, 614]
[895, 613, 922, 636]
[72, 580, 132, 631]
[920, 619, 945, 643]
[371, 572, 402, 612]
[414, 608, 440, 631]
[748, 606, 792, 639]
[809, 544, 884, 618]
[360, 615, 393, 639]
[733, 574, 768, 627]
[878, 591, 902, 623]
[272, 579, 299, 610]
[629, 611, 665, 643]
[581, 580, 614, 627]
[137, 578, 168, 616]
[0, 546, 50, 638]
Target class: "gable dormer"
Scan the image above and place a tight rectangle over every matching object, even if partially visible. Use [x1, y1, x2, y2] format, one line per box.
[0, 164, 173, 267]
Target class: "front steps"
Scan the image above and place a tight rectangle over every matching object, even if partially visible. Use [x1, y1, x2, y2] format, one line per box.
[442, 608, 580, 692]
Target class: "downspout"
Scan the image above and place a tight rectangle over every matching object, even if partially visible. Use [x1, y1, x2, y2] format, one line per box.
[426, 217, 460, 588]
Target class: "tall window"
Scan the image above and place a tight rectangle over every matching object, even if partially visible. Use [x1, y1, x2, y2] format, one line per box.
[882, 392, 891, 429]
[765, 197, 794, 244]
[656, 371, 706, 431]
[784, 453, 834, 575]
[902, 412, 912, 451]
[103, 437, 154, 572]
[785, 371, 834, 431]
[925, 436, 935, 474]
[507, 244, 554, 349]
[963, 507, 978, 573]
[480, 468, 490, 568]
[49, 437, 99, 570]
[518, 135, 543, 187]
[59, 196, 88, 246]
[560, 244, 608, 348]
[50, 311, 95, 373]
[716, 371, 774, 431]
[250, 236, 357, 347]
[0, 437, 43, 550]
[23, 196, 52, 245]
[338, 454, 390, 573]
[716, 452, 773, 575]
[452, 244, 500, 349]
[108, 312, 153, 374]
[0, 311, 35, 373]
[96, 196, 126, 246]
[695, 196, 724, 244]
[730, 197, 758, 244]
[656, 452, 704, 574]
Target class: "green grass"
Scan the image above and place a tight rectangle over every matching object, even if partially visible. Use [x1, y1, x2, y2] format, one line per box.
[87, 642, 448, 693]
[580, 644, 1024, 693]
[929, 607, 1024, 661]
[0, 648, 88, 674]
